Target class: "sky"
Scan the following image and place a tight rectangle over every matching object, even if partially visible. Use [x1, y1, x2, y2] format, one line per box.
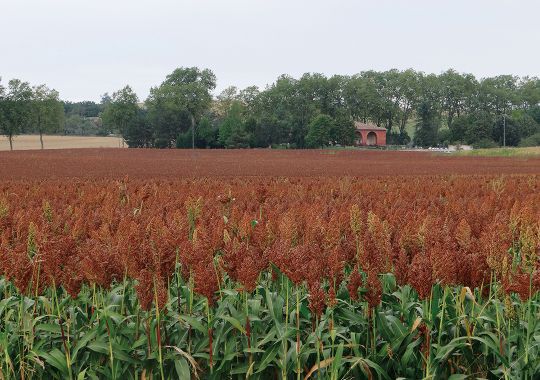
[1, 0, 539, 102]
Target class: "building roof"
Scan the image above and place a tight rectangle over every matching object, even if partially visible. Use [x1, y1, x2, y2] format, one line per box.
[354, 121, 387, 131]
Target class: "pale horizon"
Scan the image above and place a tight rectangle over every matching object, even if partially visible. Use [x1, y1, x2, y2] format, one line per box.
[2, 0, 539, 102]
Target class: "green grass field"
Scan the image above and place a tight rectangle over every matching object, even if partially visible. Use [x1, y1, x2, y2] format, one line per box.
[453, 146, 540, 157]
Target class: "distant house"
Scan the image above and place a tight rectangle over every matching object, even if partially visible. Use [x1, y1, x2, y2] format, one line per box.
[354, 122, 387, 146]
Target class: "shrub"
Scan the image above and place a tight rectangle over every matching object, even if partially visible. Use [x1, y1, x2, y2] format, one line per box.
[473, 138, 499, 149]
[518, 132, 540, 147]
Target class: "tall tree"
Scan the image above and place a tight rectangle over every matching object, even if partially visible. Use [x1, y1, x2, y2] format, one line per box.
[102, 85, 139, 147]
[125, 109, 153, 148]
[0, 79, 32, 150]
[478, 75, 518, 115]
[159, 67, 216, 148]
[31, 85, 64, 149]
[519, 77, 540, 110]
[0, 78, 4, 141]
[195, 116, 219, 148]
[215, 86, 239, 119]
[256, 74, 303, 146]
[439, 69, 477, 128]
[306, 114, 333, 148]
[414, 74, 442, 147]
[397, 69, 422, 134]
[414, 101, 439, 147]
[218, 101, 250, 148]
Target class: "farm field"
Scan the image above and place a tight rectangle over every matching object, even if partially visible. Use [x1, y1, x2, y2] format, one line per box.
[1, 148, 540, 180]
[1, 149, 540, 379]
[0, 135, 125, 151]
[453, 146, 540, 158]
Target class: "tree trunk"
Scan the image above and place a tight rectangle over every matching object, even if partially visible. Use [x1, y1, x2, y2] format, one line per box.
[191, 114, 195, 149]
[9, 135, 13, 151]
[38, 115, 44, 149]
[447, 111, 454, 129]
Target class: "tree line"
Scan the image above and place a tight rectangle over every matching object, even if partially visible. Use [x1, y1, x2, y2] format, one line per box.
[1, 68, 539, 150]
[0, 79, 64, 150]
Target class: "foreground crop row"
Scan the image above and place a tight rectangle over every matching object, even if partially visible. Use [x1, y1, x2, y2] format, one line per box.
[0, 175, 539, 378]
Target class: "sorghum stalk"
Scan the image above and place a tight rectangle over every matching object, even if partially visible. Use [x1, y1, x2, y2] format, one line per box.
[245, 292, 253, 370]
[437, 287, 447, 347]
[18, 296, 25, 380]
[189, 273, 193, 314]
[104, 318, 115, 380]
[33, 261, 41, 308]
[145, 317, 151, 357]
[371, 309, 376, 354]
[329, 312, 335, 367]
[91, 283, 97, 319]
[188, 272, 194, 354]
[120, 268, 128, 316]
[494, 296, 508, 380]
[212, 255, 223, 302]
[315, 316, 320, 376]
[507, 314, 511, 377]
[423, 295, 432, 379]
[154, 278, 165, 380]
[207, 298, 213, 373]
[296, 287, 301, 380]
[175, 250, 181, 313]
[365, 302, 369, 357]
[282, 279, 289, 379]
[524, 272, 533, 370]
[53, 280, 72, 380]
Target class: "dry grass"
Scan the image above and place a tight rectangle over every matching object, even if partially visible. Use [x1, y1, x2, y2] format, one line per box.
[0, 134, 125, 151]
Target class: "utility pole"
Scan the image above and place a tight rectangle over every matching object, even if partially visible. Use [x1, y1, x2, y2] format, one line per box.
[503, 114, 506, 147]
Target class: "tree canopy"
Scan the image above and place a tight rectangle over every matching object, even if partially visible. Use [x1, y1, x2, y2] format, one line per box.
[0, 79, 33, 150]
[146, 67, 216, 148]
[31, 84, 64, 149]
[1, 68, 539, 149]
[102, 86, 139, 147]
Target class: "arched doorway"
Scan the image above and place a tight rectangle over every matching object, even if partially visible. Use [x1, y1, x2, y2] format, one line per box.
[367, 131, 377, 146]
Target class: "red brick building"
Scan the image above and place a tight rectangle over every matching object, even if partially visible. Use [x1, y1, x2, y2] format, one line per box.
[354, 122, 387, 146]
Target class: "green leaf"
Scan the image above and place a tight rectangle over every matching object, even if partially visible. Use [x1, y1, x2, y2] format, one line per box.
[77, 368, 88, 380]
[331, 342, 344, 378]
[111, 342, 137, 363]
[87, 341, 109, 355]
[220, 315, 246, 334]
[256, 330, 276, 348]
[35, 323, 62, 335]
[38, 348, 69, 375]
[72, 329, 98, 361]
[345, 357, 390, 380]
[180, 315, 207, 334]
[174, 357, 190, 379]
[256, 344, 279, 373]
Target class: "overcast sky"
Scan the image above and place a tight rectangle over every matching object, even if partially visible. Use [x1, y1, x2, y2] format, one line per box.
[1, 0, 539, 102]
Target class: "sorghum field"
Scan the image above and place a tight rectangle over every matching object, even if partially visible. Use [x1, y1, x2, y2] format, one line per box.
[1, 149, 540, 379]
